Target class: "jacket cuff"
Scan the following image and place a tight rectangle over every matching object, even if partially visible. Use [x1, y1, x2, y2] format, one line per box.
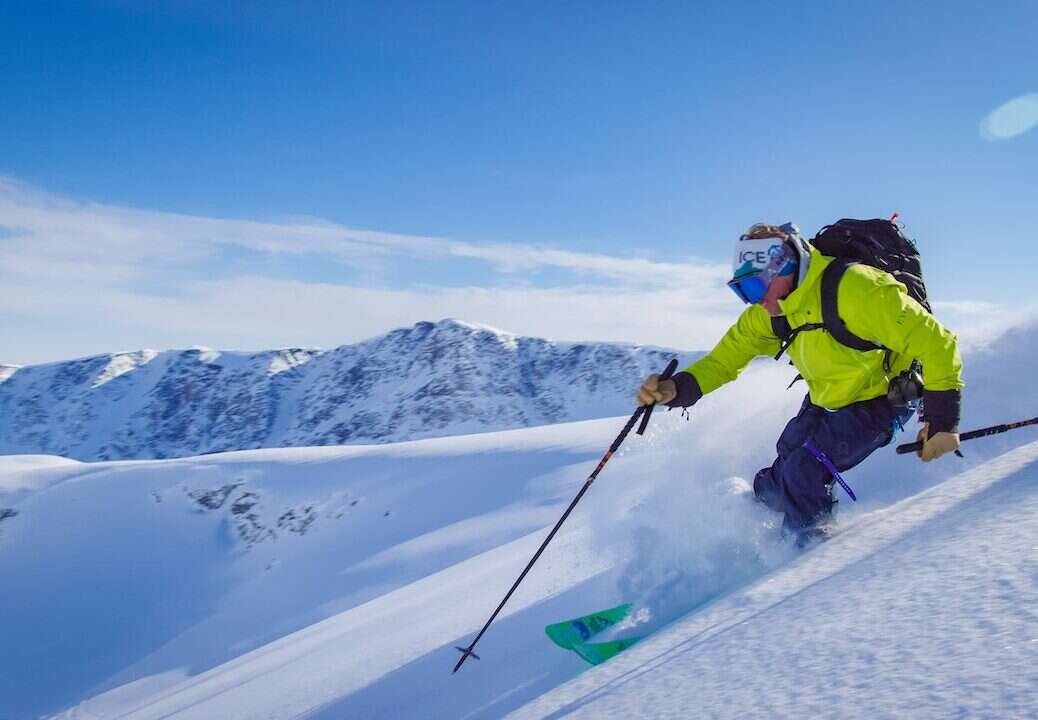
[923, 389, 961, 434]
[667, 371, 703, 408]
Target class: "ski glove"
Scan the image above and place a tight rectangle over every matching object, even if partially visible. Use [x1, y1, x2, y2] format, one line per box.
[636, 373, 677, 406]
[915, 423, 960, 463]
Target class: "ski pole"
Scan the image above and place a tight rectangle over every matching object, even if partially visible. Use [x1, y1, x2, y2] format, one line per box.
[452, 357, 679, 674]
[895, 415, 1038, 455]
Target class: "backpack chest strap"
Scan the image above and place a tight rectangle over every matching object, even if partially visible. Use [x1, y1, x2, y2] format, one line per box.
[771, 315, 825, 361]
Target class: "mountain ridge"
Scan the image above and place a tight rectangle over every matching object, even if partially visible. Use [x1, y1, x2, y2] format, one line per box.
[0, 319, 700, 461]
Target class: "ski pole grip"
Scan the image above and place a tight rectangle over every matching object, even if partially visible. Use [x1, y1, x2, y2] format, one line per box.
[636, 358, 679, 436]
[895, 440, 922, 455]
[897, 421, 1015, 455]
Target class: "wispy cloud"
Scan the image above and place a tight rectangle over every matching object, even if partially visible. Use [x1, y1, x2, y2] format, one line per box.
[448, 242, 718, 288]
[0, 176, 723, 285]
[5, 177, 1004, 366]
[932, 299, 1038, 351]
[0, 177, 733, 364]
[979, 93, 1038, 141]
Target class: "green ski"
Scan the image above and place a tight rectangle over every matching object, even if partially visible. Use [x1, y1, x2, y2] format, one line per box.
[572, 636, 645, 665]
[544, 603, 632, 650]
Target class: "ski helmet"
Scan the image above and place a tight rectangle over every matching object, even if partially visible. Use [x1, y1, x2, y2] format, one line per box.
[727, 222, 811, 304]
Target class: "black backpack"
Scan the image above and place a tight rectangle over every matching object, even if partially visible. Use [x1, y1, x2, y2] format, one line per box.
[773, 218, 930, 367]
[812, 218, 930, 312]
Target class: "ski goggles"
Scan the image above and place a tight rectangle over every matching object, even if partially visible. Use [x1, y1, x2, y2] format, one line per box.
[727, 235, 797, 304]
[727, 272, 771, 304]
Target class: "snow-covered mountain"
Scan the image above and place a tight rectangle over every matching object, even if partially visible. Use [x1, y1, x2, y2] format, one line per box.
[4, 322, 1037, 719]
[0, 319, 699, 461]
[3, 367, 1036, 719]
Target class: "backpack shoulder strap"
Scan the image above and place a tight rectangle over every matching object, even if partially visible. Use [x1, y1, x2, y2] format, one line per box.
[820, 260, 885, 353]
[771, 315, 792, 342]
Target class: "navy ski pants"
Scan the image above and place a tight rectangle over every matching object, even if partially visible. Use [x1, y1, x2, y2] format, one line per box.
[753, 394, 914, 531]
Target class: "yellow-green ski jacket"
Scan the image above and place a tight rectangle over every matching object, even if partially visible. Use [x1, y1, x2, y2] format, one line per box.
[678, 247, 963, 416]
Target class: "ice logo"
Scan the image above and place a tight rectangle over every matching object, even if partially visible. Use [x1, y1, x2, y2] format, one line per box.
[738, 244, 783, 267]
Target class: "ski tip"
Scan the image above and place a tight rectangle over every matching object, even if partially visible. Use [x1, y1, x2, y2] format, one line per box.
[572, 636, 646, 665]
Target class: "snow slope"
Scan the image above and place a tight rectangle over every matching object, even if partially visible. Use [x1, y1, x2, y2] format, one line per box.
[4, 323, 1038, 719]
[27, 422, 1038, 720]
[513, 442, 1038, 719]
[0, 421, 622, 719]
[0, 319, 698, 461]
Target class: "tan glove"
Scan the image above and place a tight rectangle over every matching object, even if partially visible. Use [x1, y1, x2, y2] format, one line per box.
[636, 373, 676, 406]
[916, 423, 961, 462]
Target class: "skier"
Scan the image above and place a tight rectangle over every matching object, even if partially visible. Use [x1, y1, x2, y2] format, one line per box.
[637, 222, 963, 543]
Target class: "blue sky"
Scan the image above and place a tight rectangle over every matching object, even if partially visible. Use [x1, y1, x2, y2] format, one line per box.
[1, 1, 1036, 364]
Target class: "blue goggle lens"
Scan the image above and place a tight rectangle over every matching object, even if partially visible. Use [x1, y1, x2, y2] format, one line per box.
[727, 274, 768, 304]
